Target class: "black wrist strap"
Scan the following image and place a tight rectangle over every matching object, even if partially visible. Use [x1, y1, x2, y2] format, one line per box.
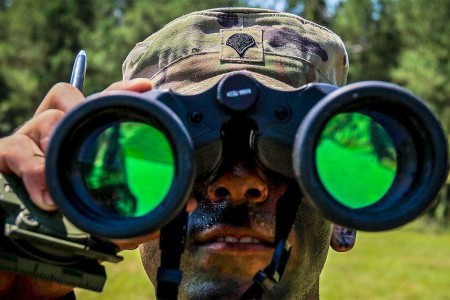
[240, 184, 301, 299]
[156, 209, 188, 300]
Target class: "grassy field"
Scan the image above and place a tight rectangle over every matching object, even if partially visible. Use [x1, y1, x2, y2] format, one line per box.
[75, 248, 154, 300]
[321, 219, 450, 300]
[75, 218, 450, 299]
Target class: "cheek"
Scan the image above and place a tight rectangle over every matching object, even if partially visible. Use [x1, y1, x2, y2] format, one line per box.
[254, 181, 287, 214]
[282, 203, 333, 287]
[139, 240, 161, 283]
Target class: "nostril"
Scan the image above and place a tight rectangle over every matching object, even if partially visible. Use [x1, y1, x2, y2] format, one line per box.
[215, 187, 230, 199]
[245, 188, 262, 201]
[207, 167, 269, 204]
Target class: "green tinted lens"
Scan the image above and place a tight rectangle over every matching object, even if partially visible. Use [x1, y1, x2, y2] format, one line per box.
[315, 113, 397, 209]
[80, 122, 175, 217]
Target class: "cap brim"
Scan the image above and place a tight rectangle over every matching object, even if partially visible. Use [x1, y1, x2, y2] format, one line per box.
[177, 71, 296, 95]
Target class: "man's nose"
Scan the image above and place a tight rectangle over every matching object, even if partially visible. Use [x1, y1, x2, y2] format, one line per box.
[207, 164, 268, 206]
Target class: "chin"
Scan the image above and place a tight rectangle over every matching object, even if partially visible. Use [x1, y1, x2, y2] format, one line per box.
[179, 269, 251, 300]
[177, 244, 271, 299]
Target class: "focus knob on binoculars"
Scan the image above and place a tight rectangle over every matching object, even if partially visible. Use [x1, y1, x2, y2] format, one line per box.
[2, 73, 448, 242]
[217, 73, 259, 112]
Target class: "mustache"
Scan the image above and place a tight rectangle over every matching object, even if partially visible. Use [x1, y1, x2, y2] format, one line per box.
[187, 198, 276, 235]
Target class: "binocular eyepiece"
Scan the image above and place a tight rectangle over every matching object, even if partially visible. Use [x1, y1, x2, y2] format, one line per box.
[42, 72, 447, 238]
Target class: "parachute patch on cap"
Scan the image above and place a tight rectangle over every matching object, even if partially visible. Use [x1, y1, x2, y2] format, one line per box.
[220, 28, 263, 63]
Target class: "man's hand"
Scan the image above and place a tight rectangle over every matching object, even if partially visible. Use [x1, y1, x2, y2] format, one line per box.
[0, 78, 153, 298]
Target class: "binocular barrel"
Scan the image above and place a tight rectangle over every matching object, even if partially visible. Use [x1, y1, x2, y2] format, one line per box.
[46, 93, 196, 239]
[294, 81, 448, 230]
[39, 73, 448, 238]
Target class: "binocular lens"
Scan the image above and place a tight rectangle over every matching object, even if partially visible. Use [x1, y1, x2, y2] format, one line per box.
[80, 122, 175, 218]
[316, 113, 397, 209]
[46, 93, 195, 239]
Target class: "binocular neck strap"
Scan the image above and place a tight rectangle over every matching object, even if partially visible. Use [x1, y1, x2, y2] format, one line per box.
[156, 209, 188, 300]
[240, 185, 301, 300]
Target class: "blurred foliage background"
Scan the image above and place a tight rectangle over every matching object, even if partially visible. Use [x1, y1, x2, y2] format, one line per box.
[1, 0, 448, 135]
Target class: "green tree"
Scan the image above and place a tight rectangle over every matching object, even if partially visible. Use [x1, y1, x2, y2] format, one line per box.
[298, 0, 330, 26]
[330, 0, 400, 82]
[390, 0, 450, 130]
[0, 0, 95, 135]
[249, 0, 330, 25]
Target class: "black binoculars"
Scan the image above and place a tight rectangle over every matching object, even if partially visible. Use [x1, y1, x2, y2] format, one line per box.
[32, 71, 448, 238]
[1, 72, 448, 292]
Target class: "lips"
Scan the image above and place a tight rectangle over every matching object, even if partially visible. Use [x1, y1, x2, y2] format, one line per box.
[217, 236, 262, 244]
[194, 226, 274, 251]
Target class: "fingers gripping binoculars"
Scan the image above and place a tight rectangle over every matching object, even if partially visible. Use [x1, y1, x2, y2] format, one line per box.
[0, 72, 447, 292]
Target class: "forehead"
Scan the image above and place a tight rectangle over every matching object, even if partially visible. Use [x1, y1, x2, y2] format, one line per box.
[122, 8, 348, 93]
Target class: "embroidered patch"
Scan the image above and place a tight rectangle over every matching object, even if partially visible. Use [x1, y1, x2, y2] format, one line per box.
[226, 33, 256, 57]
[220, 28, 264, 63]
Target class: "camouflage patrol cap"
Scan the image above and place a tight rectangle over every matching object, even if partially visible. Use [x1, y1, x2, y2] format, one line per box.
[122, 7, 349, 94]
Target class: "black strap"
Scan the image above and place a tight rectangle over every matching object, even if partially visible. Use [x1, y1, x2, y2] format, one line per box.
[240, 184, 301, 299]
[156, 209, 188, 300]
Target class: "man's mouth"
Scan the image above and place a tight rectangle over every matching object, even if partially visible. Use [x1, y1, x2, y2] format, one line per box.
[194, 226, 275, 252]
[216, 236, 262, 244]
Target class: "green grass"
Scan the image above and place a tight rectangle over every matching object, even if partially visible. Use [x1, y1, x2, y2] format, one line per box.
[75, 218, 450, 299]
[321, 219, 450, 299]
[75, 250, 155, 300]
